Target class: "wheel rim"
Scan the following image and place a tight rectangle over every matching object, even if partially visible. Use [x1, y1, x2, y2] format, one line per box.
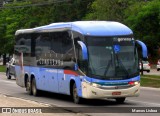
[73, 86, 79, 102]
[32, 79, 36, 95]
[26, 80, 30, 90]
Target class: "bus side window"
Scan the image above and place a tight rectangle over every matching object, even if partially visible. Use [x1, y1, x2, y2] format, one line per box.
[61, 31, 74, 62]
[50, 31, 75, 69]
[35, 33, 50, 58]
[15, 34, 31, 57]
[61, 31, 76, 69]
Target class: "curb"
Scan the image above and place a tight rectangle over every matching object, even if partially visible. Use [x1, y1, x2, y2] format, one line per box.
[141, 87, 160, 91]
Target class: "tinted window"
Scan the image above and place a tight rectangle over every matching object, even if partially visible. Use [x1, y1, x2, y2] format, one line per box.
[15, 34, 31, 57]
[50, 31, 73, 54]
[35, 33, 50, 57]
[35, 31, 75, 68]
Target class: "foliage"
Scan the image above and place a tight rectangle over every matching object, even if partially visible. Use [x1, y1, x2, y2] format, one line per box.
[0, 2, 31, 54]
[125, 0, 160, 57]
[0, 0, 93, 55]
[84, 0, 138, 22]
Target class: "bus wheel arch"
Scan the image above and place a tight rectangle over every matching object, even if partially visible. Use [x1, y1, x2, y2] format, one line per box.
[70, 80, 82, 104]
[70, 79, 75, 97]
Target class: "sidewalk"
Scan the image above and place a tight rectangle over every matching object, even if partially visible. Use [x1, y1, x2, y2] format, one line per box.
[0, 94, 84, 116]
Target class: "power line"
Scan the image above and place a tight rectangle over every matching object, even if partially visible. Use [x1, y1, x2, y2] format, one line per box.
[0, 0, 71, 9]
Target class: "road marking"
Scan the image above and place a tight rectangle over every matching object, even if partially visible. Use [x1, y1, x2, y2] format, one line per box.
[128, 99, 160, 106]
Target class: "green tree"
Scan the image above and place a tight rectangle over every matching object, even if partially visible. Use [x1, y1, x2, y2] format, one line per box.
[84, 0, 139, 22]
[125, 0, 160, 57]
[0, 2, 31, 55]
[52, 0, 93, 22]
[0, 0, 93, 57]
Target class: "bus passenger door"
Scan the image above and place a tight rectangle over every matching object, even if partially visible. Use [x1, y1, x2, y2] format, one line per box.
[58, 70, 70, 94]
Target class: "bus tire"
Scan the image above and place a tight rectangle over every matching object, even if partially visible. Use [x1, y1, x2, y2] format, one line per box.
[72, 83, 82, 104]
[26, 77, 32, 95]
[31, 78, 39, 96]
[115, 97, 126, 104]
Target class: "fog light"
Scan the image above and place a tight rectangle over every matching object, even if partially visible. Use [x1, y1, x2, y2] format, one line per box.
[134, 81, 139, 85]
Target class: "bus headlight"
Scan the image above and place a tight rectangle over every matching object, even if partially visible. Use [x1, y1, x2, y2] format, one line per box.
[91, 83, 101, 88]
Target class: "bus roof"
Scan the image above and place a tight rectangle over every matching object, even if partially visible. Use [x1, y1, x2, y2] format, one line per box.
[15, 21, 133, 36]
[71, 21, 133, 36]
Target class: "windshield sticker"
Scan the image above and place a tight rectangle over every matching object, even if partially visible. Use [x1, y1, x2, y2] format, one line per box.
[114, 45, 120, 53]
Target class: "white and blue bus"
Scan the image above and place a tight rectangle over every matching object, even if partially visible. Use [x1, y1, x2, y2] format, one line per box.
[14, 21, 147, 104]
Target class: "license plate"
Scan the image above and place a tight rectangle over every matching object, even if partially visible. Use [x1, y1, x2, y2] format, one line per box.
[112, 92, 121, 95]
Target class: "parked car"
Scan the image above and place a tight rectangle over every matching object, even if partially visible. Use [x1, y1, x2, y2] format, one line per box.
[157, 59, 160, 71]
[139, 60, 151, 73]
[6, 58, 16, 79]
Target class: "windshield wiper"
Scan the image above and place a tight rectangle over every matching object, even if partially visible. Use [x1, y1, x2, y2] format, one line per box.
[104, 60, 112, 76]
[115, 54, 129, 78]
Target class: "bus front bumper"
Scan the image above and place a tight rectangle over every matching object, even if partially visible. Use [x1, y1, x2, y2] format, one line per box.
[81, 82, 140, 99]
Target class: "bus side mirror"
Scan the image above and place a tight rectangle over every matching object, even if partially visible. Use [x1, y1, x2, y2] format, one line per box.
[77, 41, 88, 60]
[136, 40, 148, 59]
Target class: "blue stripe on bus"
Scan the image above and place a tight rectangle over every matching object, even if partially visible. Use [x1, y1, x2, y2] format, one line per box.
[82, 76, 140, 86]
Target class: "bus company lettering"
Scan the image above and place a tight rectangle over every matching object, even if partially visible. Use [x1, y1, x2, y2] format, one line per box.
[118, 38, 134, 42]
[37, 58, 63, 66]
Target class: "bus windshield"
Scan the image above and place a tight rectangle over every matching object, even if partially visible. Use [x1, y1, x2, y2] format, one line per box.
[86, 36, 139, 80]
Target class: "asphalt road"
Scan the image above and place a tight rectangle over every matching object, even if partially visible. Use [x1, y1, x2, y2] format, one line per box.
[0, 72, 159, 116]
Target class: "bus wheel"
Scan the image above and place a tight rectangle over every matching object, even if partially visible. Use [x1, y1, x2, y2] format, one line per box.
[32, 78, 39, 96]
[115, 97, 126, 104]
[72, 83, 81, 104]
[26, 77, 32, 95]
